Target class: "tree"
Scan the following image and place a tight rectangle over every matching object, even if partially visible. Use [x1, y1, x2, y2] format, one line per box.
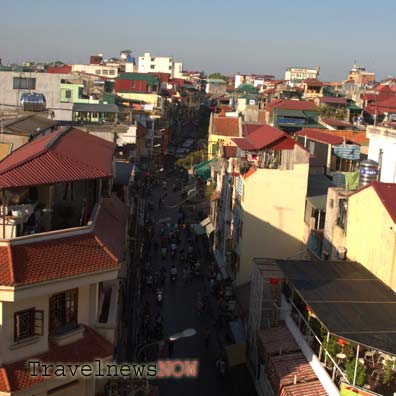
[175, 150, 205, 171]
[208, 72, 228, 81]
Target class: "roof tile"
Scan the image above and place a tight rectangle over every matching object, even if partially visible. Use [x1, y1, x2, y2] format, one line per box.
[0, 128, 115, 189]
[295, 129, 355, 145]
[212, 117, 239, 137]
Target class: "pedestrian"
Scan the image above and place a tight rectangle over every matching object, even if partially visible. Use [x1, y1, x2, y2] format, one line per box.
[203, 327, 210, 349]
[167, 339, 175, 358]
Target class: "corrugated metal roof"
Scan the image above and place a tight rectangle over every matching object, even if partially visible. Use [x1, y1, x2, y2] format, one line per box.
[0, 127, 114, 189]
[73, 103, 119, 113]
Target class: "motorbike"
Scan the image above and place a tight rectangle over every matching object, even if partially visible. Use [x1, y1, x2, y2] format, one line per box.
[170, 266, 178, 282]
[156, 288, 164, 305]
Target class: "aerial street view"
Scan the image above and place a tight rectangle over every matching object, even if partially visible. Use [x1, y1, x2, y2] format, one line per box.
[1, 1, 396, 395]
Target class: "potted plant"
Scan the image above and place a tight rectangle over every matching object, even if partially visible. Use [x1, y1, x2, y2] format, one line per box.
[345, 359, 366, 387]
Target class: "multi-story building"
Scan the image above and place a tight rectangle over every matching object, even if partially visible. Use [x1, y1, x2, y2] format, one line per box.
[137, 52, 183, 78]
[0, 70, 81, 120]
[211, 126, 310, 285]
[284, 67, 319, 83]
[0, 127, 128, 396]
[207, 114, 242, 160]
[346, 63, 375, 86]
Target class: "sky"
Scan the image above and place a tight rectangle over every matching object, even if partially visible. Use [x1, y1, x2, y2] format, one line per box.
[1, 0, 396, 81]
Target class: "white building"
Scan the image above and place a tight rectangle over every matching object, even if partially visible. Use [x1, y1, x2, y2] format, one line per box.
[137, 52, 183, 78]
[366, 126, 396, 183]
[71, 63, 119, 78]
[284, 67, 319, 82]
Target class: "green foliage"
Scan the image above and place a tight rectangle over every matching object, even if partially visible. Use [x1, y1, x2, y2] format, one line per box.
[319, 105, 347, 120]
[345, 359, 366, 387]
[208, 72, 228, 81]
[322, 336, 340, 360]
[175, 150, 205, 171]
[383, 359, 395, 386]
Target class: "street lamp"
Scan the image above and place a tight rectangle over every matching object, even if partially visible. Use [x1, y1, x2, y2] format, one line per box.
[136, 328, 196, 361]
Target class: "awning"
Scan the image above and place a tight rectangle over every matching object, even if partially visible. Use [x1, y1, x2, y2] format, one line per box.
[225, 342, 246, 368]
[200, 216, 214, 236]
[333, 144, 360, 160]
[307, 194, 327, 210]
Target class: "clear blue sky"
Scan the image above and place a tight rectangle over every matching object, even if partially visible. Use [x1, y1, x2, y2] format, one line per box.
[1, 0, 395, 81]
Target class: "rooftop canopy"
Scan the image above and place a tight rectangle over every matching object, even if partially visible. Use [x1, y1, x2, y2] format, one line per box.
[276, 259, 396, 355]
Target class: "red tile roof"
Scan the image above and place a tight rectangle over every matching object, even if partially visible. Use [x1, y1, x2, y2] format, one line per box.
[319, 96, 347, 105]
[212, 116, 240, 136]
[268, 352, 319, 392]
[0, 127, 115, 189]
[320, 129, 369, 145]
[223, 146, 237, 158]
[0, 326, 112, 393]
[266, 99, 317, 113]
[295, 129, 355, 145]
[0, 195, 127, 287]
[364, 96, 396, 116]
[320, 118, 352, 128]
[242, 123, 267, 136]
[371, 182, 396, 223]
[280, 381, 328, 396]
[233, 125, 296, 151]
[304, 78, 323, 86]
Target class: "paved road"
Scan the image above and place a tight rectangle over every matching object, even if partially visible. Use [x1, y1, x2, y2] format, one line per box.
[143, 169, 227, 396]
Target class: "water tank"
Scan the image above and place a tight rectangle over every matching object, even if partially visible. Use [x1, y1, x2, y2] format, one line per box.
[20, 93, 46, 112]
[359, 159, 379, 188]
[127, 57, 135, 63]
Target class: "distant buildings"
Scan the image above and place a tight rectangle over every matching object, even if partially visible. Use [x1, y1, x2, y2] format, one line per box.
[137, 52, 183, 78]
[284, 66, 320, 83]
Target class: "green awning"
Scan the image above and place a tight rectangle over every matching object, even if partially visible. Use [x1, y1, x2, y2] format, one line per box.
[193, 159, 217, 181]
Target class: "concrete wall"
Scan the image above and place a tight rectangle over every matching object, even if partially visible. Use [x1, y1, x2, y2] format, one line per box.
[367, 129, 396, 183]
[0, 71, 77, 121]
[0, 283, 98, 365]
[71, 64, 118, 77]
[117, 92, 160, 107]
[237, 160, 309, 285]
[346, 186, 396, 292]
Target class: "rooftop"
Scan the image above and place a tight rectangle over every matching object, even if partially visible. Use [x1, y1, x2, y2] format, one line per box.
[277, 259, 396, 355]
[1, 115, 58, 137]
[266, 99, 317, 113]
[0, 194, 127, 287]
[117, 72, 158, 85]
[0, 127, 115, 189]
[212, 116, 240, 137]
[295, 129, 355, 145]
[319, 97, 347, 105]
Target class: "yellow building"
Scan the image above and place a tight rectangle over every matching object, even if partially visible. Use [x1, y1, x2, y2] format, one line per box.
[345, 182, 396, 292]
[207, 113, 241, 160]
[229, 127, 310, 285]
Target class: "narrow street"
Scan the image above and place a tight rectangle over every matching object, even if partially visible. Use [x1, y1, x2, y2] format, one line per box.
[141, 162, 227, 396]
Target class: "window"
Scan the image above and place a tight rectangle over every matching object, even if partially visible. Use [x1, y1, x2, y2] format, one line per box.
[95, 69, 101, 75]
[169, 66, 172, 70]
[102, 69, 109, 75]
[150, 65, 155, 69]
[13, 77, 36, 90]
[14, 308, 43, 342]
[109, 70, 116, 75]
[65, 89, 72, 99]
[49, 289, 78, 334]
[151, 57, 155, 62]
[337, 199, 347, 230]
